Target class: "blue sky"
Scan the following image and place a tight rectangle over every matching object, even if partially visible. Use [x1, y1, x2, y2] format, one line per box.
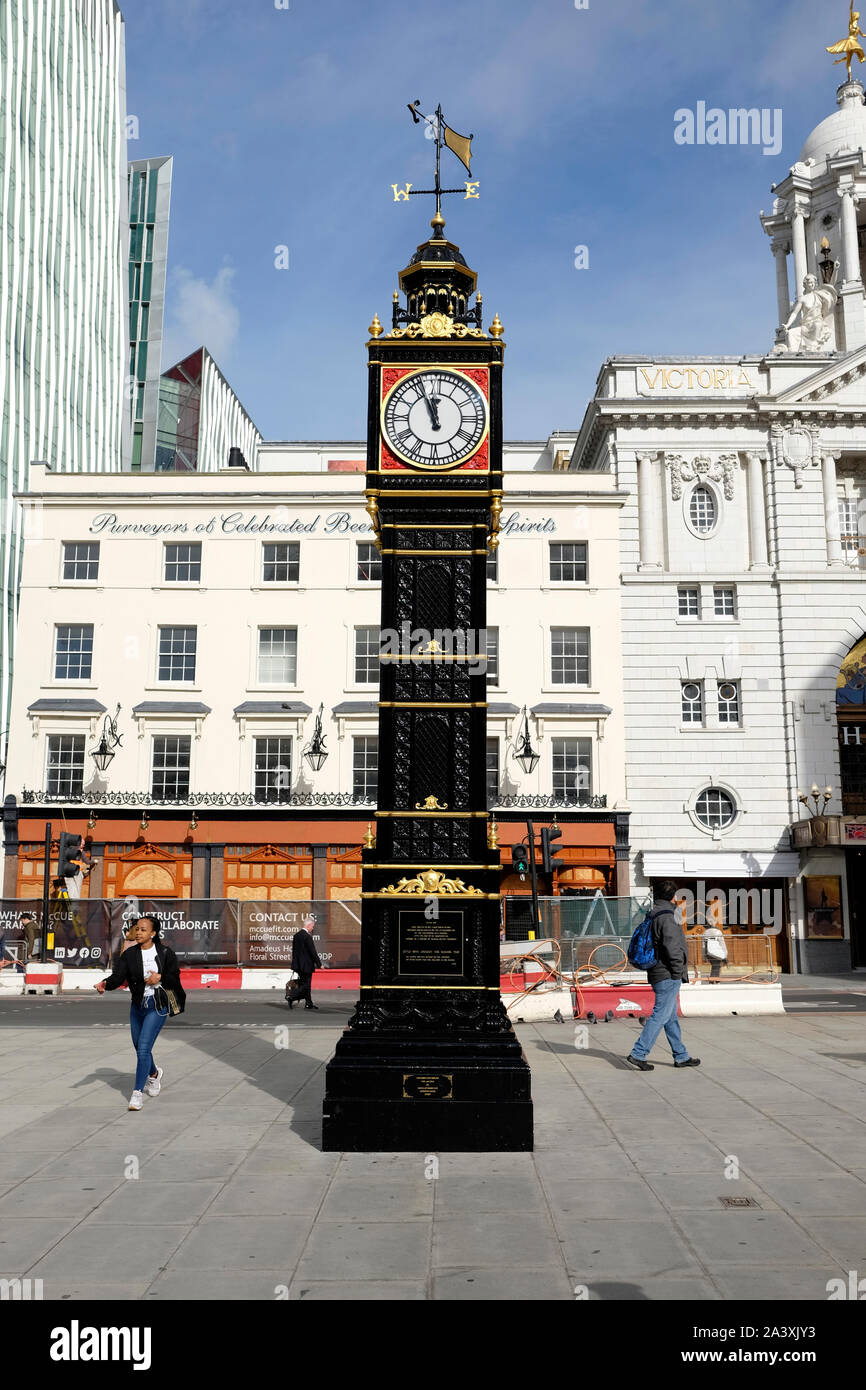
[122, 0, 850, 440]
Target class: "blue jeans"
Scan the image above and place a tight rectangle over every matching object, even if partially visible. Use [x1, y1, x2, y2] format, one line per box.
[130, 996, 167, 1092]
[631, 979, 689, 1062]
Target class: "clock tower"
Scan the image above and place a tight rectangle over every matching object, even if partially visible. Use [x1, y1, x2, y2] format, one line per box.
[321, 120, 533, 1152]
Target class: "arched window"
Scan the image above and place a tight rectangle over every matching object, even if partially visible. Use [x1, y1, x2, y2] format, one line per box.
[689, 486, 716, 533]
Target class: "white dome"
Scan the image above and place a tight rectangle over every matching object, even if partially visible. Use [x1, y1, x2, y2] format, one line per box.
[799, 83, 866, 164]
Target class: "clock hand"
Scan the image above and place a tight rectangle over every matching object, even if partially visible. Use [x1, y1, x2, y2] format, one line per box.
[419, 378, 441, 430]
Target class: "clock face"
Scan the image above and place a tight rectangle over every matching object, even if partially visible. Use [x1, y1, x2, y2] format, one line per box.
[381, 369, 488, 469]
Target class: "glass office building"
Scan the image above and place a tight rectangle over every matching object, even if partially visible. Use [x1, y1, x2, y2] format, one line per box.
[156, 348, 262, 473]
[0, 0, 127, 731]
[128, 156, 173, 472]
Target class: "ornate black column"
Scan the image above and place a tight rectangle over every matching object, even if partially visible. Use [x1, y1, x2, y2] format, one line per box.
[322, 217, 532, 1151]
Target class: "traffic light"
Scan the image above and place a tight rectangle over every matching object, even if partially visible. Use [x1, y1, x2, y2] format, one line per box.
[511, 843, 529, 878]
[541, 824, 564, 876]
[57, 832, 83, 878]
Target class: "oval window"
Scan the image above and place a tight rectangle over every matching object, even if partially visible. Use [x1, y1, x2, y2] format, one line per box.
[689, 486, 716, 534]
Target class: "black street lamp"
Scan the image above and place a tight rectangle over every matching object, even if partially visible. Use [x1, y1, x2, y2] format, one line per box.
[302, 703, 329, 773]
[90, 704, 123, 773]
[512, 706, 540, 776]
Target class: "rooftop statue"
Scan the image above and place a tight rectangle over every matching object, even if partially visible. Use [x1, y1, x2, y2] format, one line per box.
[827, 2, 866, 83]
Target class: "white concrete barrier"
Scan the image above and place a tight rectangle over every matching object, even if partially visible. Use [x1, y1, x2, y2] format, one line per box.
[680, 982, 784, 1016]
[59, 968, 105, 991]
[0, 970, 26, 994]
[501, 986, 573, 1022]
[241, 969, 296, 991]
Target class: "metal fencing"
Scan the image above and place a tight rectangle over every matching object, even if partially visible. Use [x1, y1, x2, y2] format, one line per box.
[502, 894, 650, 941]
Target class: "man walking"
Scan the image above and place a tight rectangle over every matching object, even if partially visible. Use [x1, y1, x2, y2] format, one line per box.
[626, 880, 700, 1072]
[286, 914, 322, 1011]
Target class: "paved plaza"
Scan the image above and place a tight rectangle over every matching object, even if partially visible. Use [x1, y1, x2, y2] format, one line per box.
[0, 992, 864, 1302]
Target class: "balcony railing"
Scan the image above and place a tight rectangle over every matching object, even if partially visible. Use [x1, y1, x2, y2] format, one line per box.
[20, 789, 377, 809]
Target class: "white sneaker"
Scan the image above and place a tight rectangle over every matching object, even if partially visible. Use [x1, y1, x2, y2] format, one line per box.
[144, 1066, 163, 1098]
[128, 1091, 144, 1111]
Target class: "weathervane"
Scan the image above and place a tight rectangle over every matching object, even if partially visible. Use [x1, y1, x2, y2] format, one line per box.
[827, 1, 866, 83]
[392, 102, 479, 219]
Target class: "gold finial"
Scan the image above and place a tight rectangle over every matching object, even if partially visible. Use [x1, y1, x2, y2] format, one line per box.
[393, 290, 399, 302]
[369, 313, 383, 338]
[476, 292, 482, 304]
[488, 819, 500, 850]
[489, 314, 504, 339]
[430, 211, 446, 234]
[827, 3, 866, 83]
[363, 822, 375, 849]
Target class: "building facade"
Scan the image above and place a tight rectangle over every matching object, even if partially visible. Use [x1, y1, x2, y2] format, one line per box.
[3, 448, 628, 910]
[127, 156, 173, 473]
[0, 0, 128, 734]
[572, 74, 866, 974]
[155, 348, 262, 473]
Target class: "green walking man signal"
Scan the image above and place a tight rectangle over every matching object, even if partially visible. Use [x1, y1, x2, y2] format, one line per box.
[511, 843, 529, 878]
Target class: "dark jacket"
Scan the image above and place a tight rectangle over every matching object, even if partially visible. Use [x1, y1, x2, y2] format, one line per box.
[103, 940, 185, 1009]
[291, 928, 321, 976]
[647, 900, 689, 985]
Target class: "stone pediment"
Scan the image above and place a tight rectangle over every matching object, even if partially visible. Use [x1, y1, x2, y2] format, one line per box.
[769, 345, 866, 408]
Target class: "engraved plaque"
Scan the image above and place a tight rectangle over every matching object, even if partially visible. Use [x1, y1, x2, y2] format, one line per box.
[398, 910, 464, 977]
[402, 1073, 454, 1100]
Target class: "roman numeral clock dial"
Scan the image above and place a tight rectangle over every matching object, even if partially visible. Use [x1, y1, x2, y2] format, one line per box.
[381, 368, 488, 469]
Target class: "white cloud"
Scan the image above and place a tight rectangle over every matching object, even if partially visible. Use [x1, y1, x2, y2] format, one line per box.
[162, 265, 240, 371]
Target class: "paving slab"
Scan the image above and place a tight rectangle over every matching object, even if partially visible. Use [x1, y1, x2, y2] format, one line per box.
[433, 1213, 562, 1268]
[167, 1216, 313, 1270]
[294, 1219, 431, 1281]
[433, 1266, 574, 1300]
[558, 1218, 700, 1279]
[206, 1174, 331, 1217]
[30, 1223, 188, 1280]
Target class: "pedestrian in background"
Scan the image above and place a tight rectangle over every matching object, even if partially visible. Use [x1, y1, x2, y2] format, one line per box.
[702, 923, 728, 981]
[626, 879, 700, 1072]
[286, 914, 322, 1011]
[94, 915, 185, 1111]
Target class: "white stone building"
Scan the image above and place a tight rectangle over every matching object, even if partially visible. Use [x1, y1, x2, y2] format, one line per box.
[2, 444, 628, 908]
[572, 75, 866, 974]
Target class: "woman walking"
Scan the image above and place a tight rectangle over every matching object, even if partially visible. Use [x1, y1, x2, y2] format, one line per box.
[94, 915, 185, 1111]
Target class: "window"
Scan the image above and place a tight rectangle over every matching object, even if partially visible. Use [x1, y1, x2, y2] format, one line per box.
[713, 586, 736, 617]
[258, 628, 297, 684]
[151, 736, 191, 799]
[353, 736, 378, 800]
[549, 542, 588, 583]
[839, 499, 860, 563]
[695, 787, 736, 829]
[551, 628, 590, 685]
[689, 486, 716, 533]
[552, 738, 592, 801]
[54, 625, 93, 681]
[718, 680, 740, 724]
[158, 627, 197, 683]
[254, 737, 292, 801]
[263, 542, 300, 583]
[164, 542, 201, 583]
[486, 739, 500, 807]
[62, 542, 99, 581]
[485, 627, 499, 685]
[678, 587, 700, 618]
[46, 735, 85, 796]
[681, 681, 704, 724]
[354, 627, 380, 684]
[487, 549, 498, 583]
[357, 543, 381, 582]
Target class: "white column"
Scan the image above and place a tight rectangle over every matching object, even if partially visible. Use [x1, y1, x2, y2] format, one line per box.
[791, 203, 808, 298]
[822, 453, 844, 567]
[772, 240, 791, 326]
[839, 184, 862, 285]
[637, 453, 662, 569]
[746, 453, 769, 570]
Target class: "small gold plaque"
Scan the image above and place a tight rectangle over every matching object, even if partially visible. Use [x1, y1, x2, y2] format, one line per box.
[402, 1073, 454, 1101]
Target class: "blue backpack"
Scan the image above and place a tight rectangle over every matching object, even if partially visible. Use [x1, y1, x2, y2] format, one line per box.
[627, 908, 657, 970]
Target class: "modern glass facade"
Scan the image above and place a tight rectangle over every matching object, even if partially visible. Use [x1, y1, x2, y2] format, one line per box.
[0, 0, 127, 733]
[128, 156, 172, 472]
[156, 348, 262, 473]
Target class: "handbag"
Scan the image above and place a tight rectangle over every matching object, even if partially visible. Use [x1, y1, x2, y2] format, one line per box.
[155, 984, 185, 1016]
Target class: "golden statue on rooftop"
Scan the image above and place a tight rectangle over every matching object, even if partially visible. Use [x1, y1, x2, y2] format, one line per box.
[827, 2, 866, 83]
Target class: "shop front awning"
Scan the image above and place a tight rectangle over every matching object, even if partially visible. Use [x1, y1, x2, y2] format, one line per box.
[643, 851, 799, 879]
